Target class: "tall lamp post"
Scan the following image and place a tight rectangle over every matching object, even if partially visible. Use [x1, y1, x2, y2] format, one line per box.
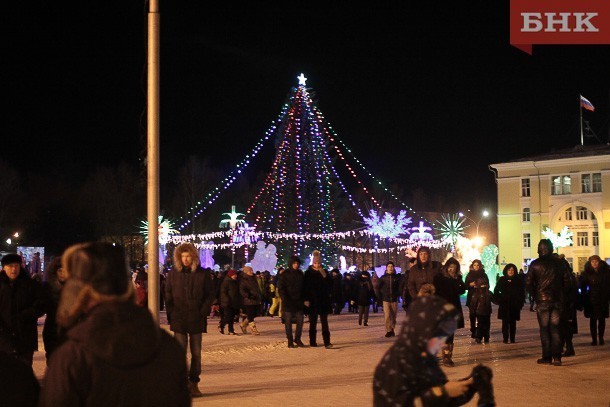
[459, 210, 490, 238]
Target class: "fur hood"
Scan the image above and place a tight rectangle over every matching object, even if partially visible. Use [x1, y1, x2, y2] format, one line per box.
[173, 243, 200, 272]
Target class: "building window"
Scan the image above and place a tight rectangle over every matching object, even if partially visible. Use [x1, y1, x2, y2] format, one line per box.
[522, 208, 530, 222]
[564, 208, 572, 221]
[523, 233, 531, 248]
[523, 258, 532, 272]
[566, 257, 574, 271]
[577, 232, 588, 246]
[582, 173, 602, 193]
[592, 231, 599, 246]
[521, 178, 530, 197]
[576, 206, 588, 220]
[551, 175, 571, 195]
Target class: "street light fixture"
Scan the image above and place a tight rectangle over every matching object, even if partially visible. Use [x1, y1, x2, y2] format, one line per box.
[459, 210, 490, 238]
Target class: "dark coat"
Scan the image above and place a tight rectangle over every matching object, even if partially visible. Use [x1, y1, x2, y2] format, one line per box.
[465, 268, 489, 307]
[468, 277, 493, 316]
[278, 268, 304, 313]
[407, 261, 441, 299]
[433, 266, 466, 328]
[303, 267, 333, 315]
[0, 351, 40, 407]
[494, 275, 525, 321]
[240, 273, 262, 306]
[219, 277, 241, 310]
[526, 254, 571, 304]
[580, 261, 610, 319]
[377, 273, 401, 302]
[331, 272, 344, 305]
[42, 278, 65, 360]
[356, 279, 375, 307]
[39, 301, 190, 407]
[164, 266, 214, 334]
[0, 270, 45, 355]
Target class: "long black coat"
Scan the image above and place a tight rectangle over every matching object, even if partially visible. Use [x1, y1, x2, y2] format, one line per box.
[0, 270, 45, 354]
[219, 277, 240, 310]
[40, 301, 190, 407]
[278, 268, 304, 313]
[494, 275, 525, 321]
[465, 269, 489, 307]
[165, 266, 214, 334]
[433, 272, 466, 328]
[580, 262, 610, 319]
[303, 267, 333, 315]
[356, 280, 375, 307]
[330, 273, 344, 305]
[239, 273, 262, 306]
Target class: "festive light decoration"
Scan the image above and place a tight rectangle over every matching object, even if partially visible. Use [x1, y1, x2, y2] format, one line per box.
[481, 244, 501, 291]
[541, 226, 573, 251]
[363, 209, 412, 239]
[219, 205, 246, 230]
[297, 73, 307, 86]
[409, 221, 434, 241]
[436, 213, 468, 249]
[140, 216, 179, 245]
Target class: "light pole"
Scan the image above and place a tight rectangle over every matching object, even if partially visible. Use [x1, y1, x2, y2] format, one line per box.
[459, 210, 489, 238]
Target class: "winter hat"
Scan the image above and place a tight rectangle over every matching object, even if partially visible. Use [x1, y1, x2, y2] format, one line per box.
[360, 270, 371, 279]
[1, 253, 22, 267]
[62, 242, 131, 296]
[288, 255, 302, 266]
[227, 269, 237, 278]
[400, 295, 459, 350]
[312, 250, 322, 265]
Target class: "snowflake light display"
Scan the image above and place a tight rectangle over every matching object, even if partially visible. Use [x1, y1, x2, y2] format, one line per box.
[140, 216, 179, 246]
[363, 209, 412, 238]
[436, 213, 467, 248]
[541, 226, 573, 251]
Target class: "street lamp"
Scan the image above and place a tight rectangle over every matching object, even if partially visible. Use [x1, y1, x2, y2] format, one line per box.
[459, 210, 490, 238]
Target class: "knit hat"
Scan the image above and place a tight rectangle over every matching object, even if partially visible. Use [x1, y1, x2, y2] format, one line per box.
[227, 269, 237, 277]
[312, 250, 322, 265]
[1, 253, 22, 267]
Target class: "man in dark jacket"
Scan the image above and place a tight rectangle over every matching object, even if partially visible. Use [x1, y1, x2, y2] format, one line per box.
[219, 269, 240, 335]
[377, 261, 402, 337]
[40, 242, 190, 407]
[407, 246, 441, 300]
[278, 256, 305, 348]
[526, 239, 572, 366]
[165, 242, 214, 397]
[0, 253, 45, 366]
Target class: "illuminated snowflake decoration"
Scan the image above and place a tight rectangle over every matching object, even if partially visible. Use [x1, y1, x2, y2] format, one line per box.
[435, 213, 468, 248]
[364, 209, 412, 239]
[140, 216, 179, 246]
[541, 226, 573, 251]
[410, 221, 433, 241]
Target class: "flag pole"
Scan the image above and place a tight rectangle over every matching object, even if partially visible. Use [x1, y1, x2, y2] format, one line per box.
[578, 95, 585, 146]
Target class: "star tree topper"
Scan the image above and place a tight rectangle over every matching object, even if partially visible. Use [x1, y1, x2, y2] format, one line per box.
[297, 73, 307, 86]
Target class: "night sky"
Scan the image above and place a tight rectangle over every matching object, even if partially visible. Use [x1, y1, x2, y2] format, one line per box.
[3, 3, 610, 216]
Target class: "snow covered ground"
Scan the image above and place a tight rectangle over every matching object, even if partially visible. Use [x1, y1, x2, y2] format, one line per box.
[33, 304, 610, 406]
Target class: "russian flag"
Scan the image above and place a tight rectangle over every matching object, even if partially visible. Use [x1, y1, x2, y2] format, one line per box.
[580, 95, 595, 112]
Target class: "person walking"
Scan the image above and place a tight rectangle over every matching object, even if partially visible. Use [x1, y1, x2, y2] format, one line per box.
[433, 257, 466, 366]
[580, 255, 610, 346]
[278, 256, 305, 348]
[526, 239, 572, 366]
[377, 261, 401, 337]
[239, 266, 262, 335]
[356, 271, 375, 327]
[407, 246, 441, 300]
[330, 269, 344, 315]
[494, 263, 525, 343]
[0, 254, 45, 366]
[165, 242, 214, 397]
[219, 269, 240, 335]
[40, 242, 190, 406]
[467, 273, 493, 344]
[465, 260, 489, 339]
[303, 250, 333, 348]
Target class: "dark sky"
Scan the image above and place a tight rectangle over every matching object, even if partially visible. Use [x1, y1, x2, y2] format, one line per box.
[3, 3, 610, 215]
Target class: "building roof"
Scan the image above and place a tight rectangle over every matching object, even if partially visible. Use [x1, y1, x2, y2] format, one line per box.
[507, 144, 610, 163]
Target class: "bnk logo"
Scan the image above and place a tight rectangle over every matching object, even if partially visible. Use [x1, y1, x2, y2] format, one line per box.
[510, 0, 610, 54]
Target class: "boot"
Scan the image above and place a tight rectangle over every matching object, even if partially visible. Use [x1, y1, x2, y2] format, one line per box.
[240, 319, 249, 334]
[188, 381, 203, 398]
[249, 321, 260, 335]
[563, 343, 575, 357]
[442, 344, 455, 367]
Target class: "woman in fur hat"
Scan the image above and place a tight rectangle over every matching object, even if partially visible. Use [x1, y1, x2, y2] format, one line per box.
[303, 250, 334, 348]
[40, 242, 190, 406]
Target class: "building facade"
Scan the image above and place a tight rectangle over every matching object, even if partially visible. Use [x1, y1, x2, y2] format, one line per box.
[490, 145, 610, 273]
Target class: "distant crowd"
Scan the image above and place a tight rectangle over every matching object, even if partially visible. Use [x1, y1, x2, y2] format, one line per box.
[0, 238, 608, 406]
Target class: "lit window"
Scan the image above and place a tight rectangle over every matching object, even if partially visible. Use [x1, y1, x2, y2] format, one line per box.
[521, 178, 530, 197]
[592, 231, 599, 246]
[551, 175, 571, 195]
[582, 173, 602, 193]
[592, 173, 602, 192]
[582, 174, 591, 193]
[523, 233, 531, 248]
[577, 232, 588, 246]
[522, 208, 530, 222]
[576, 206, 588, 221]
[564, 208, 572, 221]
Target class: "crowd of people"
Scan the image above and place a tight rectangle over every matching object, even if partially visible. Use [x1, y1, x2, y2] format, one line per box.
[0, 237, 608, 406]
